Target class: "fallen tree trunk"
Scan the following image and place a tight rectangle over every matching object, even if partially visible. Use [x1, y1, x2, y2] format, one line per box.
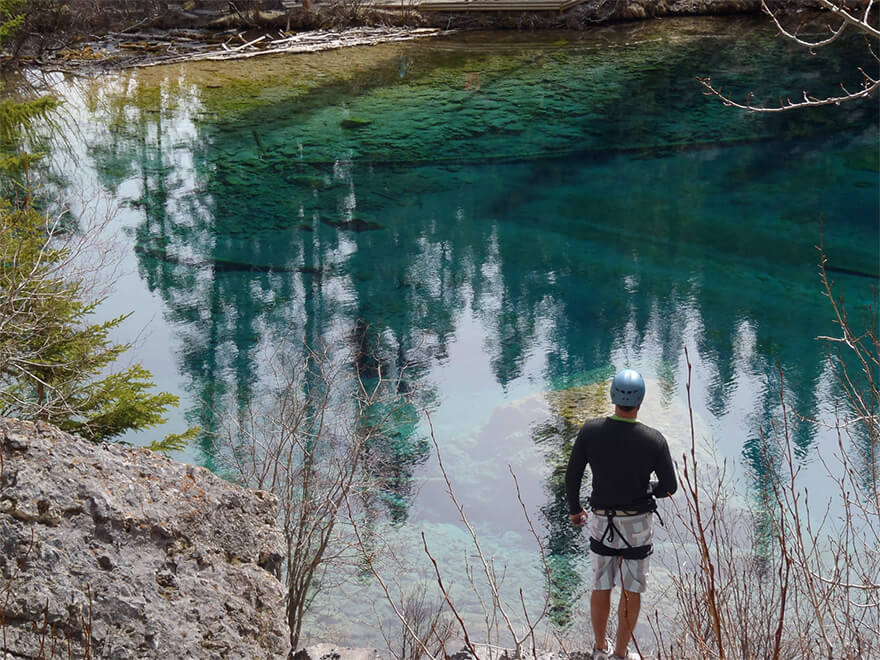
[131, 26, 447, 66]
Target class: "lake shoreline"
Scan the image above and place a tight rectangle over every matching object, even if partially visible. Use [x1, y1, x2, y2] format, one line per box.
[14, 0, 828, 72]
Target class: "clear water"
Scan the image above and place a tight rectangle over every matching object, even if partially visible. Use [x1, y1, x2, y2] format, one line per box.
[39, 16, 878, 647]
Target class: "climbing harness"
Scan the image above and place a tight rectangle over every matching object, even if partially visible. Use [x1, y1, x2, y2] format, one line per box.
[589, 503, 664, 561]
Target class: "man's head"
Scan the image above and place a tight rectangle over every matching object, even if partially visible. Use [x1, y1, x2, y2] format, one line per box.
[610, 368, 645, 412]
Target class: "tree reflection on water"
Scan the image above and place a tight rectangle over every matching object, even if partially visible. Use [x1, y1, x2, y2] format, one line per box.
[48, 19, 880, 640]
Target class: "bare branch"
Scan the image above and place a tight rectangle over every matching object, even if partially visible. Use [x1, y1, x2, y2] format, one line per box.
[762, 0, 851, 48]
[813, 0, 880, 40]
[697, 73, 880, 112]
[422, 532, 480, 660]
[697, 0, 880, 111]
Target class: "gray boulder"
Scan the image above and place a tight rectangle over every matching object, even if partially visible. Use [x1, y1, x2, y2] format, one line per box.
[0, 417, 290, 659]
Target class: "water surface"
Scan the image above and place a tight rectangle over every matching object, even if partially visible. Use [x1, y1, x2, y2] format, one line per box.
[39, 16, 879, 646]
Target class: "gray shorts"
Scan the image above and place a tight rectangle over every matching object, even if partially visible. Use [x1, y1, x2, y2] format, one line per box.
[590, 512, 653, 593]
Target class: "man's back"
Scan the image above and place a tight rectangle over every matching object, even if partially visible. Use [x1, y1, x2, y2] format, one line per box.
[566, 416, 677, 513]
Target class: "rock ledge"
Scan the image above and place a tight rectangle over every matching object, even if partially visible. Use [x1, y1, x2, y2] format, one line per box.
[0, 417, 290, 659]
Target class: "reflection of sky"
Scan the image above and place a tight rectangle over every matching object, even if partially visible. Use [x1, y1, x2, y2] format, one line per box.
[38, 20, 879, 647]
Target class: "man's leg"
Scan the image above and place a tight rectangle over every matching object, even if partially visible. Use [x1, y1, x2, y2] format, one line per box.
[609, 514, 652, 658]
[590, 589, 612, 651]
[613, 590, 641, 658]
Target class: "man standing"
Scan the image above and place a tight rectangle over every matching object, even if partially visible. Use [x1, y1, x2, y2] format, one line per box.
[565, 369, 677, 660]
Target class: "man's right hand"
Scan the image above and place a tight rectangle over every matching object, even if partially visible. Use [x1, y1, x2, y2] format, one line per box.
[569, 510, 588, 527]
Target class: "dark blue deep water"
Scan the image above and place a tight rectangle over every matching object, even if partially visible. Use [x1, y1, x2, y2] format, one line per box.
[44, 16, 878, 645]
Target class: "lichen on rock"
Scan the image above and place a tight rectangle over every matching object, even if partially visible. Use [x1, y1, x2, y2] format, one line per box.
[0, 417, 290, 659]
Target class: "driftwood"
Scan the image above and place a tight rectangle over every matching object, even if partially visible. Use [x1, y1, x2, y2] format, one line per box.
[129, 26, 446, 67]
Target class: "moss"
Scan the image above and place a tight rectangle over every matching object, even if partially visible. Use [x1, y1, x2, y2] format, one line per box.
[545, 381, 608, 428]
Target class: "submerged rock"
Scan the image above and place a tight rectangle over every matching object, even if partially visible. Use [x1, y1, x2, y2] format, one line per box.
[134, 244, 298, 273]
[320, 216, 384, 232]
[340, 117, 373, 130]
[0, 417, 290, 660]
[545, 380, 610, 427]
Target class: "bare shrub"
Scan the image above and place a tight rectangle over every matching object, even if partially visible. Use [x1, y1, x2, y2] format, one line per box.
[211, 339, 416, 651]
[374, 584, 457, 660]
[350, 414, 557, 660]
[659, 260, 879, 659]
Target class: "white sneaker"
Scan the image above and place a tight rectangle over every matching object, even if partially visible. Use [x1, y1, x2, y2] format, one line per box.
[609, 651, 641, 660]
[591, 649, 611, 660]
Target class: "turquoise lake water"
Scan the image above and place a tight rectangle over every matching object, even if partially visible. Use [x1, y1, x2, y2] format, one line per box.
[39, 16, 879, 646]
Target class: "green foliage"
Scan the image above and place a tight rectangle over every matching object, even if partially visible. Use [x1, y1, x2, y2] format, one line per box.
[146, 425, 201, 455]
[56, 365, 181, 443]
[0, 95, 58, 175]
[0, 0, 25, 46]
[0, 200, 182, 442]
[0, 70, 192, 449]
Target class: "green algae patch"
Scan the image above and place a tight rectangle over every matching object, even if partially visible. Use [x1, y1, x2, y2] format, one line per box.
[843, 148, 880, 173]
[340, 117, 372, 130]
[70, 16, 865, 170]
[83, 42, 412, 123]
[187, 44, 412, 118]
[546, 381, 609, 429]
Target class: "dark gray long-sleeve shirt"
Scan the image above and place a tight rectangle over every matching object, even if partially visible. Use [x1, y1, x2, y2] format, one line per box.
[565, 415, 678, 514]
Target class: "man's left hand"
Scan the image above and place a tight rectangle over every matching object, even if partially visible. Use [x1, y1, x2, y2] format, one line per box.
[569, 510, 588, 527]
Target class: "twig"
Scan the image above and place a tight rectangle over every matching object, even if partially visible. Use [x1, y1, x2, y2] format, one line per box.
[346, 497, 439, 660]
[697, 74, 880, 112]
[683, 346, 725, 658]
[425, 413, 523, 651]
[422, 532, 480, 660]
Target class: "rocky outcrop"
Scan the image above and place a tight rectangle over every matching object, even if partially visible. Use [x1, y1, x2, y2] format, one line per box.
[0, 417, 290, 660]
